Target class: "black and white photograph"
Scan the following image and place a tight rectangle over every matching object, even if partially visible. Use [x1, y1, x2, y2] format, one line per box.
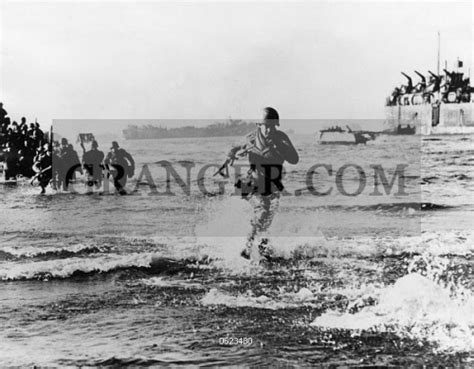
[0, 0, 472, 366]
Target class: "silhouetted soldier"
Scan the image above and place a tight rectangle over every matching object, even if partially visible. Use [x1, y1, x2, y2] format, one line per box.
[33, 143, 53, 194]
[64, 144, 82, 191]
[56, 138, 69, 190]
[3, 142, 19, 180]
[104, 141, 135, 195]
[82, 140, 104, 189]
[18, 149, 35, 177]
[33, 123, 44, 147]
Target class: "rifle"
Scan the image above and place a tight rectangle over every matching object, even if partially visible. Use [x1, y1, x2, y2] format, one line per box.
[213, 145, 255, 178]
[30, 165, 51, 185]
[213, 158, 230, 178]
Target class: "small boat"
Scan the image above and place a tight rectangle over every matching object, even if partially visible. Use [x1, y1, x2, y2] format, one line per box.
[318, 125, 376, 145]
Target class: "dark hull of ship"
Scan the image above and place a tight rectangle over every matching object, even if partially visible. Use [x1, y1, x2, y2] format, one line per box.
[385, 101, 474, 135]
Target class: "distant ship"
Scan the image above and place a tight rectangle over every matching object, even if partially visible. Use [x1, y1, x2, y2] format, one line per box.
[123, 120, 255, 140]
[318, 125, 376, 145]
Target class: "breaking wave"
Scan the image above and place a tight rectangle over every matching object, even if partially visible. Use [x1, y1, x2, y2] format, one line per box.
[301, 202, 454, 213]
[0, 253, 155, 281]
[310, 255, 474, 353]
[0, 243, 108, 261]
[0, 253, 216, 281]
[201, 287, 318, 310]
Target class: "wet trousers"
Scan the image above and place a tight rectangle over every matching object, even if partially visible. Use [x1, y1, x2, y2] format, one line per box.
[247, 191, 280, 245]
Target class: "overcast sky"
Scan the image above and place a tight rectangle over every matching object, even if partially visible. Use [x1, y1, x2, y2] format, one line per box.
[0, 1, 472, 133]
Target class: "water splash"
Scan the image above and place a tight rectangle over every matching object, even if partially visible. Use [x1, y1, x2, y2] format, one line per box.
[311, 256, 474, 353]
[195, 196, 253, 238]
[201, 287, 319, 310]
[193, 196, 329, 267]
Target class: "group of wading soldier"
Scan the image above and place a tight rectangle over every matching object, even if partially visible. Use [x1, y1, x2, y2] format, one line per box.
[33, 138, 135, 195]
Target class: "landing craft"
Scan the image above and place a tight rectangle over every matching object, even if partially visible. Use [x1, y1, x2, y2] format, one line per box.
[385, 71, 474, 135]
[385, 36, 474, 134]
[318, 125, 377, 145]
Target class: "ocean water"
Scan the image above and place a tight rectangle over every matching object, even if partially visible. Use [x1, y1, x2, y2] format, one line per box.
[0, 134, 472, 366]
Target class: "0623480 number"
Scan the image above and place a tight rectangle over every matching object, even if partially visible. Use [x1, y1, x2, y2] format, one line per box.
[219, 337, 253, 345]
